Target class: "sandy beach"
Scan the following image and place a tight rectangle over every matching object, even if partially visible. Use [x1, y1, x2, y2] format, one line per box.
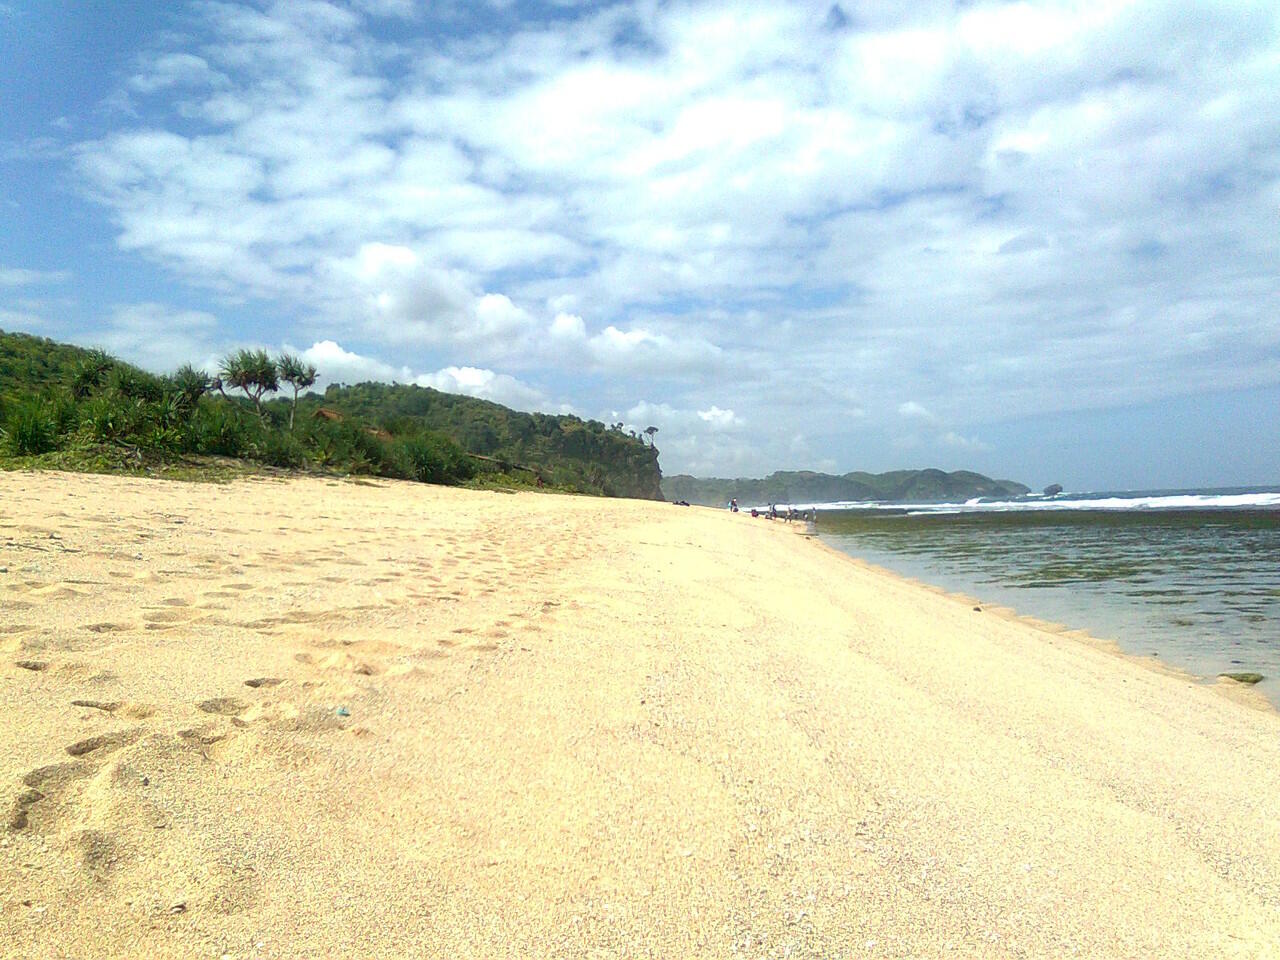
[2, 471, 1279, 958]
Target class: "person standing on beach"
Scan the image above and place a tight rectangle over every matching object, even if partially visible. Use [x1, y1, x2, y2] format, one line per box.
[729, 498, 739, 512]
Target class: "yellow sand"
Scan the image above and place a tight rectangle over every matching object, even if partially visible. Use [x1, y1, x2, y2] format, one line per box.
[2, 471, 1279, 959]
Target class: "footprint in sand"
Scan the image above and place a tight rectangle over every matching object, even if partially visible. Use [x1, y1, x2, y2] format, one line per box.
[9, 760, 95, 831]
[73, 827, 122, 879]
[143, 609, 195, 625]
[65, 727, 144, 758]
[197, 697, 248, 716]
[84, 622, 135, 634]
[10, 723, 145, 835]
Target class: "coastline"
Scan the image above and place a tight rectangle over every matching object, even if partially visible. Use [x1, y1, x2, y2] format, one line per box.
[808, 535, 1278, 715]
[4, 471, 1280, 957]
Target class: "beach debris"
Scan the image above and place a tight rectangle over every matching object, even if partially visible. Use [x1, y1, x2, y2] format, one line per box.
[973, 607, 982, 612]
[336, 706, 351, 717]
[71, 699, 120, 713]
[1219, 672, 1264, 685]
[244, 677, 283, 689]
[15, 660, 48, 672]
[169, 900, 187, 914]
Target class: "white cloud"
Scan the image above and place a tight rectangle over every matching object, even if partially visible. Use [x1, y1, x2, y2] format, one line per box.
[81, 303, 221, 373]
[59, 0, 1280, 478]
[697, 405, 742, 429]
[0, 266, 70, 287]
[296, 339, 407, 385]
[128, 54, 227, 94]
[414, 365, 557, 411]
[352, 0, 417, 18]
[295, 341, 557, 412]
[940, 431, 993, 453]
[545, 312, 723, 374]
[897, 401, 937, 423]
[0, 308, 48, 331]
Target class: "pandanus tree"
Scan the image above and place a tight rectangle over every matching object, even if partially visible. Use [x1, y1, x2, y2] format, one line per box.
[216, 349, 279, 417]
[171, 364, 212, 410]
[276, 353, 318, 430]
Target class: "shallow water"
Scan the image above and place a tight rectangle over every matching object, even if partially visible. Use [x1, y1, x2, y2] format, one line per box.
[818, 507, 1280, 706]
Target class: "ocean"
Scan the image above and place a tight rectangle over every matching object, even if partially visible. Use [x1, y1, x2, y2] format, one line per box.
[811, 487, 1280, 707]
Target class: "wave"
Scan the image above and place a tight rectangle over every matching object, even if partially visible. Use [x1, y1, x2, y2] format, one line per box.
[795, 489, 1280, 514]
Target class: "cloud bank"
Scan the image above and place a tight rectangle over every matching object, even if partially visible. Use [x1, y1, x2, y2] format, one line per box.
[35, 0, 1280, 476]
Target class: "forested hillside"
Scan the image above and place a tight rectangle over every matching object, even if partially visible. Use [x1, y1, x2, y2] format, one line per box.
[0, 329, 98, 389]
[663, 469, 1030, 507]
[288, 382, 662, 500]
[0, 330, 661, 498]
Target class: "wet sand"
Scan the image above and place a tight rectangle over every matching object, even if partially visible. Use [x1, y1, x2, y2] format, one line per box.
[2, 471, 1279, 958]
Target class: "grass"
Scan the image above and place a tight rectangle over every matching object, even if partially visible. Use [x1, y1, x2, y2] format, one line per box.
[2, 445, 288, 484]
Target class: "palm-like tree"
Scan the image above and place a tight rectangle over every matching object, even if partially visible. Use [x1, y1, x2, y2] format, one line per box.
[171, 364, 212, 409]
[276, 353, 318, 430]
[217, 349, 279, 416]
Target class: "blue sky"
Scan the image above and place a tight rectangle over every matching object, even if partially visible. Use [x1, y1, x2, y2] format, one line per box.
[1, 0, 1278, 490]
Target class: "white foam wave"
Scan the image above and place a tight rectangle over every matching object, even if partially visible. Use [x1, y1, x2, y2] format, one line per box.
[807, 491, 1280, 514]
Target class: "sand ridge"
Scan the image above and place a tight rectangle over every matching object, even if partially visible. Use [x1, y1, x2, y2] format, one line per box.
[2, 471, 1279, 958]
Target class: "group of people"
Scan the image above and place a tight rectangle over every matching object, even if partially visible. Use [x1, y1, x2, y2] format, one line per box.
[727, 498, 816, 523]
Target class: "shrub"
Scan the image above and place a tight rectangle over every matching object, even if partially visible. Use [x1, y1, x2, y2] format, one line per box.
[170, 365, 212, 409]
[184, 401, 263, 457]
[394, 432, 474, 485]
[1, 397, 59, 455]
[106, 365, 167, 403]
[69, 350, 115, 399]
[255, 428, 307, 468]
[46, 390, 79, 435]
[78, 393, 147, 444]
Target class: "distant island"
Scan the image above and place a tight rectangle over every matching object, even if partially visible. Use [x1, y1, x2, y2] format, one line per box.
[662, 469, 1030, 507]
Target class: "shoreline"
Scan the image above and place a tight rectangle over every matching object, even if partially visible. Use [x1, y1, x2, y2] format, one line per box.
[4, 471, 1280, 957]
[805, 534, 1278, 715]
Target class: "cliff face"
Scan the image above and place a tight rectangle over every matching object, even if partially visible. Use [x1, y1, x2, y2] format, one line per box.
[662, 469, 1030, 506]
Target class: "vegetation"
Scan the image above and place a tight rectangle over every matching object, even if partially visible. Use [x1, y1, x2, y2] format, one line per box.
[0, 331, 472, 487]
[0, 329, 663, 498]
[1219, 672, 1264, 685]
[276, 353, 318, 430]
[662, 468, 1030, 507]
[280, 380, 663, 499]
[216, 349, 279, 416]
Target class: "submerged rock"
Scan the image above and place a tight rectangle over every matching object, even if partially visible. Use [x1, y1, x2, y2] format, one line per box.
[1219, 672, 1264, 685]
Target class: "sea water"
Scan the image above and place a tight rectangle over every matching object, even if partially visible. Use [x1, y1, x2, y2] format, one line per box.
[810, 488, 1280, 707]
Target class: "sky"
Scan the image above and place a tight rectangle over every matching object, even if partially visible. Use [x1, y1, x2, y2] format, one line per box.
[1, 0, 1277, 490]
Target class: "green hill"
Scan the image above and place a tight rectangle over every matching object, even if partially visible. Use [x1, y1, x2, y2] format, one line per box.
[0, 329, 661, 498]
[0, 329, 99, 390]
[285, 381, 663, 500]
[662, 468, 1029, 506]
